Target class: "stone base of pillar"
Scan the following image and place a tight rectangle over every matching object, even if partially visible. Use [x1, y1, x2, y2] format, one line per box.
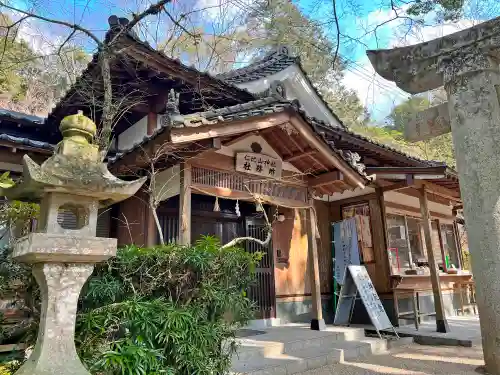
[436, 319, 450, 333]
[311, 319, 326, 331]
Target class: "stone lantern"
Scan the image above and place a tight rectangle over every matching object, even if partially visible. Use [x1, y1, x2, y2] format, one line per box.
[1, 112, 146, 375]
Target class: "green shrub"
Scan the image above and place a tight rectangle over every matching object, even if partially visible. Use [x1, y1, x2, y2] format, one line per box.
[1, 236, 261, 375]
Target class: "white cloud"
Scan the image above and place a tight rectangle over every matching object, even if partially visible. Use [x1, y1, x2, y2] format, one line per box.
[342, 56, 409, 122]
[342, 8, 478, 122]
[195, 0, 247, 22]
[391, 20, 476, 47]
[5, 10, 68, 55]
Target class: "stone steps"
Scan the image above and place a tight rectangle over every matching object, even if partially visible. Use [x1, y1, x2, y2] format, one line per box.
[230, 326, 400, 375]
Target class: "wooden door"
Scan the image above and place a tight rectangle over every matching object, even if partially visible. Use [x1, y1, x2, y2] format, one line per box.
[245, 217, 275, 319]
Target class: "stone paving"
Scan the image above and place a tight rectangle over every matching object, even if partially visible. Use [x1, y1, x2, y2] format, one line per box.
[297, 343, 485, 375]
[396, 316, 481, 347]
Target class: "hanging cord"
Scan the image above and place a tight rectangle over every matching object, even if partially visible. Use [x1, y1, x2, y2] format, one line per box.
[190, 185, 313, 209]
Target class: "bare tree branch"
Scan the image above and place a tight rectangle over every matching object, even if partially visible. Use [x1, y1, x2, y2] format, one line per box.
[0, 2, 102, 46]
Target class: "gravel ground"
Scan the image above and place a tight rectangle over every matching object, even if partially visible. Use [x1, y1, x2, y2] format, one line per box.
[297, 343, 485, 375]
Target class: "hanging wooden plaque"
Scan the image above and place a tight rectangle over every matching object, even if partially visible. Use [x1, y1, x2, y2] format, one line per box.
[235, 153, 283, 179]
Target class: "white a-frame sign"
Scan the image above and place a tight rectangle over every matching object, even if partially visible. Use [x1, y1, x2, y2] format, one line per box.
[334, 265, 398, 339]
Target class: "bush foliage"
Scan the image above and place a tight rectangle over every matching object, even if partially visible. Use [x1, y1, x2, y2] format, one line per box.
[0, 236, 262, 375]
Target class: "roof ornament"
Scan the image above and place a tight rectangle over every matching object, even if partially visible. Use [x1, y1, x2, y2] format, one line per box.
[165, 89, 180, 115]
[161, 89, 183, 128]
[342, 150, 366, 175]
[270, 80, 287, 99]
[107, 15, 138, 39]
[277, 45, 291, 56]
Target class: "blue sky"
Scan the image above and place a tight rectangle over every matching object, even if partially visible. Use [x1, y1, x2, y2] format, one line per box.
[10, 0, 500, 122]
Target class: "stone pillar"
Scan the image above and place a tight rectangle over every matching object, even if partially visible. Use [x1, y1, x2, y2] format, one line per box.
[0, 112, 145, 375]
[306, 206, 325, 330]
[16, 264, 94, 375]
[367, 17, 500, 372]
[442, 51, 500, 371]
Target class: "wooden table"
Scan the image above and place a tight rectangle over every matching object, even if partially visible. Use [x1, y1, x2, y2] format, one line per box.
[391, 273, 473, 329]
[454, 279, 477, 315]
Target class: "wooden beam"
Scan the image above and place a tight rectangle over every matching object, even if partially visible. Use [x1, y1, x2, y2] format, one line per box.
[418, 186, 450, 333]
[413, 180, 460, 201]
[223, 132, 256, 146]
[288, 116, 366, 189]
[380, 174, 415, 192]
[284, 148, 317, 162]
[287, 134, 329, 172]
[396, 187, 454, 207]
[191, 184, 308, 207]
[263, 130, 294, 156]
[365, 166, 447, 175]
[384, 201, 455, 222]
[328, 192, 378, 207]
[179, 162, 192, 245]
[147, 112, 157, 136]
[170, 113, 290, 144]
[308, 171, 342, 188]
[382, 181, 411, 192]
[211, 137, 222, 150]
[0, 141, 52, 155]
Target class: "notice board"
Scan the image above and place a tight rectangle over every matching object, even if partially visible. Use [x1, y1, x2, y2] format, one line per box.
[334, 265, 395, 335]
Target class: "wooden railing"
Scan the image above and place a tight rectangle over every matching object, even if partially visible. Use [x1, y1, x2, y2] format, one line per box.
[191, 166, 308, 203]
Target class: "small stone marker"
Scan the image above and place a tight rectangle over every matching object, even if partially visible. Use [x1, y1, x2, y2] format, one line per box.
[1, 112, 145, 375]
[406, 102, 451, 142]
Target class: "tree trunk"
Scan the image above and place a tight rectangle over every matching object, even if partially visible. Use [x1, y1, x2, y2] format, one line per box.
[99, 48, 113, 158]
[150, 202, 164, 246]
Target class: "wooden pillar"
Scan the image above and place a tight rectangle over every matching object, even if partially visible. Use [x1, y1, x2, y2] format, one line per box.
[306, 205, 325, 330]
[374, 187, 396, 324]
[179, 162, 192, 245]
[452, 221, 463, 270]
[436, 219, 448, 272]
[419, 186, 450, 333]
[147, 111, 157, 136]
[375, 188, 389, 253]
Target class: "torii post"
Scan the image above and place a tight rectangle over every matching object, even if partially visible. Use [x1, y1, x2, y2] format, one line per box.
[367, 17, 500, 373]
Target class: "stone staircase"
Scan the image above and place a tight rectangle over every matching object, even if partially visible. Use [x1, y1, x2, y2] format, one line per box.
[230, 325, 401, 375]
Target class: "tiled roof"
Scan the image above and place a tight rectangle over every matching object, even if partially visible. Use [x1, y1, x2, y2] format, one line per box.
[46, 20, 256, 124]
[216, 46, 347, 129]
[175, 96, 290, 127]
[0, 109, 45, 125]
[0, 133, 54, 151]
[110, 96, 291, 163]
[313, 121, 446, 168]
[216, 47, 299, 84]
[110, 95, 369, 180]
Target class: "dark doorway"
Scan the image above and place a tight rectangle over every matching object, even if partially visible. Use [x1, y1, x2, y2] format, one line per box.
[157, 194, 275, 319]
[245, 217, 276, 319]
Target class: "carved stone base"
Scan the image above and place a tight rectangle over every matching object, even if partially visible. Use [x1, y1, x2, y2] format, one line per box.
[15, 263, 94, 375]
